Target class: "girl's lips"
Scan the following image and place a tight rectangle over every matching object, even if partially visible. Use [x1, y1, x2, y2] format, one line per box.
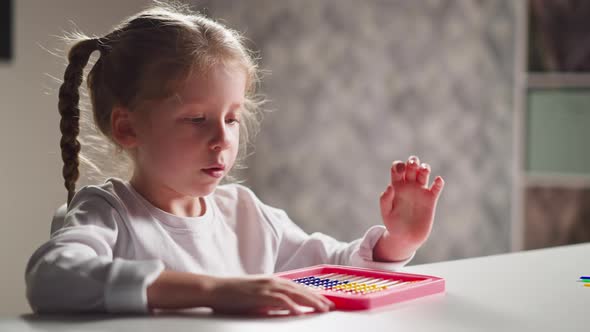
[202, 168, 224, 178]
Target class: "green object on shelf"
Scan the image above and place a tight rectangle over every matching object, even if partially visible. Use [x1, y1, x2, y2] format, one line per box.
[527, 89, 590, 175]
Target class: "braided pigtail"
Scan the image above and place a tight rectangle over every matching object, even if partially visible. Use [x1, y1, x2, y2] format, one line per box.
[57, 38, 100, 205]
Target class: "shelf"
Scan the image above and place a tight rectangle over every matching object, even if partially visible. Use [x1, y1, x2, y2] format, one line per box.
[525, 89, 590, 174]
[527, 73, 590, 89]
[525, 172, 590, 189]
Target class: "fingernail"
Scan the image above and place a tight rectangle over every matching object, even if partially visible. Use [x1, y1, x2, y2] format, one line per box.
[396, 163, 405, 172]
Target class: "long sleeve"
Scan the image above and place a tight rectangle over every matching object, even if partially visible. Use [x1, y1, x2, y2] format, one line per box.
[259, 202, 414, 273]
[25, 188, 164, 314]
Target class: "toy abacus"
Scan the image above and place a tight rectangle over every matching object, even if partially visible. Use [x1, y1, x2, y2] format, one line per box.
[275, 264, 445, 310]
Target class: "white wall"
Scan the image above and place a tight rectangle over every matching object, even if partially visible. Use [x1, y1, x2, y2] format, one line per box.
[0, 0, 150, 315]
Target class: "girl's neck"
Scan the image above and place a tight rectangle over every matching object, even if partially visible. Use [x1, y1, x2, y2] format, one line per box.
[129, 175, 206, 218]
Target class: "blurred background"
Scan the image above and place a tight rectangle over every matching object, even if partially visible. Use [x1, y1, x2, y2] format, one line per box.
[1, 0, 589, 314]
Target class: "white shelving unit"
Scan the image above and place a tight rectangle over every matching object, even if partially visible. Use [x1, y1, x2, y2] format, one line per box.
[513, 1, 590, 252]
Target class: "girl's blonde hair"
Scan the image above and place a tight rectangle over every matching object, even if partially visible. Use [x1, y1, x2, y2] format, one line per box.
[58, 1, 263, 205]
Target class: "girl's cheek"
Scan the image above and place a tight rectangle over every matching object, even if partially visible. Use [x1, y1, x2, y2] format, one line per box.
[230, 127, 240, 143]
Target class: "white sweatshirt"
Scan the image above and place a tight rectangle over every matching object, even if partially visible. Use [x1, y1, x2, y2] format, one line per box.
[25, 178, 413, 314]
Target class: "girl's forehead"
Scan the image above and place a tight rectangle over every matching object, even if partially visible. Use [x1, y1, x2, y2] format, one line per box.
[174, 64, 247, 106]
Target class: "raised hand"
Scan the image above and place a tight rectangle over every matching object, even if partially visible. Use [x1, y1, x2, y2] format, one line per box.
[375, 155, 444, 261]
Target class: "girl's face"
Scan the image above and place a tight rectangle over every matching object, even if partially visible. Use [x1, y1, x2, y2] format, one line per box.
[132, 63, 246, 198]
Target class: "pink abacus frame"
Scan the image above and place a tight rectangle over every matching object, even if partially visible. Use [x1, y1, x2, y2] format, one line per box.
[275, 264, 445, 310]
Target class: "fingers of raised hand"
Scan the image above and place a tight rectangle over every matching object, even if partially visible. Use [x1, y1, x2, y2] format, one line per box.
[390, 160, 405, 186]
[429, 176, 445, 197]
[405, 155, 420, 182]
[379, 185, 394, 216]
[391, 156, 440, 193]
[416, 163, 431, 188]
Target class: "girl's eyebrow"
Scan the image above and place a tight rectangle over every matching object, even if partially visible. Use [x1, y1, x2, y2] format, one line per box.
[178, 102, 244, 114]
[184, 102, 243, 109]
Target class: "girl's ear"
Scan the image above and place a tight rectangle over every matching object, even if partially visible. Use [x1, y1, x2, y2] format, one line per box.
[111, 106, 139, 148]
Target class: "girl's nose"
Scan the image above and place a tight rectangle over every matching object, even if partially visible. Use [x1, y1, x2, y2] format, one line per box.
[209, 124, 232, 151]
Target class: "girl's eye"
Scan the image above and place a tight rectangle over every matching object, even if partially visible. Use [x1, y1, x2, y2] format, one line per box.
[186, 117, 205, 124]
[183, 117, 240, 125]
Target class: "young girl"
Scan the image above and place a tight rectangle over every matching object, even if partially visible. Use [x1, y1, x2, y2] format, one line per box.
[25, 2, 444, 316]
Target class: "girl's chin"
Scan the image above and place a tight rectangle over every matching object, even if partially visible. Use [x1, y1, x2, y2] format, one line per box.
[187, 179, 223, 196]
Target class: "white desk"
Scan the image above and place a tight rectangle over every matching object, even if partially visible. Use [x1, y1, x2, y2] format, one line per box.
[2, 243, 589, 331]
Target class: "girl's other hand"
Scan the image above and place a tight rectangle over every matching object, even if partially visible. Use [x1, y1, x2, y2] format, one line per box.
[209, 275, 335, 315]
